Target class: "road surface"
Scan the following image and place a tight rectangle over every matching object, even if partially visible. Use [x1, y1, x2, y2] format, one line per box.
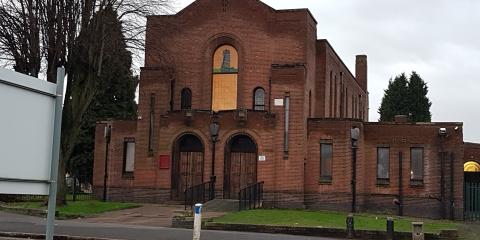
[0, 211, 341, 240]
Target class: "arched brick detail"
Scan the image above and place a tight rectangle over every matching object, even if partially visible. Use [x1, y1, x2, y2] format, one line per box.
[201, 33, 245, 110]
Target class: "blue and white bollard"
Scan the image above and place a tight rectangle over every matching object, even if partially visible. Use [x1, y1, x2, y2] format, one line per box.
[193, 203, 203, 240]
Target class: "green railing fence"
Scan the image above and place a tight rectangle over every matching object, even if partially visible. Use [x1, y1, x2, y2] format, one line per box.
[465, 181, 480, 221]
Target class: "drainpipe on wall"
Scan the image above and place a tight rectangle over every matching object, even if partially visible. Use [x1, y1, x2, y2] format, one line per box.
[398, 151, 404, 216]
[440, 151, 446, 219]
[450, 152, 455, 220]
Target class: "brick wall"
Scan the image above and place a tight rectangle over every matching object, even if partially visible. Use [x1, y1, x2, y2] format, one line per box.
[362, 122, 464, 219]
[465, 142, 480, 164]
[304, 119, 464, 219]
[93, 120, 137, 199]
[315, 40, 368, 120]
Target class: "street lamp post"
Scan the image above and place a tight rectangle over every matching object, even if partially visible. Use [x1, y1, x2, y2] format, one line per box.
[103, 125, 111, 202]
[209, 119, 220, 198]
[350, 127, 360, 213]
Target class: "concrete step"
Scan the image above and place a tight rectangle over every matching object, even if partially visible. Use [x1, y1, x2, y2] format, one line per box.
[203, 199, 239, 213]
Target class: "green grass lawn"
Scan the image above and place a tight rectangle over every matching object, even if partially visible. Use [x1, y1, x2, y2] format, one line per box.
[213, 209, 460, 234]
[7, 200, 140, 218]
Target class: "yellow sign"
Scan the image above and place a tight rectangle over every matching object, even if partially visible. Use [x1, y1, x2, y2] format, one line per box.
[464, 161, 480, 172]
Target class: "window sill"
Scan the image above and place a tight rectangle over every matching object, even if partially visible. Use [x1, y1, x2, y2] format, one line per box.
[376, 179, 390, 186]
[122, 173, 134, 180]
[410, 180, 424, 187]
[319, 177, 332, 185]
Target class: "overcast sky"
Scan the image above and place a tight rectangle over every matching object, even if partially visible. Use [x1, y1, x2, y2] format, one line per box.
[173, 0, 480, 143]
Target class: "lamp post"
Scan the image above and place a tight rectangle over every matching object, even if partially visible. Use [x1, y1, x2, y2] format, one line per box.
[209, 119, 220, 198]
[350, 127, 360, 213]
[103, 125, 111, 202]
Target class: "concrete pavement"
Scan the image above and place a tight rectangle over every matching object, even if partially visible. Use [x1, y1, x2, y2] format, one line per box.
[0, 211, 342, 240]
[76, 204, 225, 228]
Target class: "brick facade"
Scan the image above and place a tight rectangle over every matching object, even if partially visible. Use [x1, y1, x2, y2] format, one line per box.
[465, 142, 480, 164]
[93, 0, 471, 220]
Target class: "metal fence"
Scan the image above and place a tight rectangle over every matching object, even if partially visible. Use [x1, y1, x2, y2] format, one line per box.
[239, 181, 264, 211]
[184, 181, 215, 210]
[0, 175, 93, 202]
[465, 182, 480, 221]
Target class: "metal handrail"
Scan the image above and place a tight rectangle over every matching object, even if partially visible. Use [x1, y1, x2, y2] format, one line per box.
[239, 181, 264, 211]
[184, 181, 215, 210]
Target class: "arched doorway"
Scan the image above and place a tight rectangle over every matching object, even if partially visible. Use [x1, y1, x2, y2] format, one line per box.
[171, 134, 204, 200]
[223, 134, 257, 199]
[464, 161, 480, 221]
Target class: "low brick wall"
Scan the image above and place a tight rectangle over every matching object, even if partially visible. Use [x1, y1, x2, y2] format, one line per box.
[93, 187, 170, 203]
[203, 223, 455, 240]
[171, 218, 457, 240]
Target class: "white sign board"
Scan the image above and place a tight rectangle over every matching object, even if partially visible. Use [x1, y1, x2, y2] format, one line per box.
[274, 99, 284, 106]
[258, 155, 266, 161]
[0, 68, 58, 195]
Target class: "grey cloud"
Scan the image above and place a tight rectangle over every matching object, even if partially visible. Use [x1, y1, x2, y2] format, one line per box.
[176, 0, 480, 142]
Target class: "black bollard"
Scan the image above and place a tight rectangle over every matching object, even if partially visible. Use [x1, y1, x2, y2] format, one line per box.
[386, 217, 394, 240]
[346, 213, 354, 239]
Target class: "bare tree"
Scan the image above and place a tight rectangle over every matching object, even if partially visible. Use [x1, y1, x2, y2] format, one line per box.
[0, 0, 173, 204]
[0, 0, 41, 76]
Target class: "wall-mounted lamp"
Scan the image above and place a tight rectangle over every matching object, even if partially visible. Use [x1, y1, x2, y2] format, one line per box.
[439, 127, 447, 136]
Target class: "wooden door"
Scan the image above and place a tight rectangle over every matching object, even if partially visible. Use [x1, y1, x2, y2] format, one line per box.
[224, 135, 257, 199]
[171, 135, 204, 200]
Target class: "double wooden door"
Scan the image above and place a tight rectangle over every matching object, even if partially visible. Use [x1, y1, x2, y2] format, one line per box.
[224, 135, 257, 199]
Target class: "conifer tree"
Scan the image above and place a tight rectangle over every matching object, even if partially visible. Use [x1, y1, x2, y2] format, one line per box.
[379, 73, 410, 121]
[68, 7, 137, 181]
[378, 72, 432, 122]
[407, 72, 432, 122]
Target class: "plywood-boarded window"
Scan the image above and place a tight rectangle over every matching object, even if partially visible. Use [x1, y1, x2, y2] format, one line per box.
[410, 147, 424, 181]
[377, 147, 390, 180]
[212, 45, 238, 111]
[123, 138, 135, 174]
[320, 142, 333, 183]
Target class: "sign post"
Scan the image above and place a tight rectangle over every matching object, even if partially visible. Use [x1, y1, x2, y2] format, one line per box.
[0, 67, 65, 240]
[46, 68, 65, 240]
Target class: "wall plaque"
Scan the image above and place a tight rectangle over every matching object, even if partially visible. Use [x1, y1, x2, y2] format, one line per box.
[159, 155, 170, 169]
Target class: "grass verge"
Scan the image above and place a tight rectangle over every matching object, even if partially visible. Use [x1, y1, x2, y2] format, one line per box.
[6, 200, 140, 219]
[213, 209, 460, 234]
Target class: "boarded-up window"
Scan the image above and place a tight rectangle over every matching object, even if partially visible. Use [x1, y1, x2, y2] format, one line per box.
[320, 143, 333, 182]
[410, 148, 424, 181]
[377, 147, 389, 180]
[123, 138, 135, 174]
[212, 45, 238, 111]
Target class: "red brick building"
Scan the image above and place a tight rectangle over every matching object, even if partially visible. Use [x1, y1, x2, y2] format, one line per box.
[93, 0, 471, 220]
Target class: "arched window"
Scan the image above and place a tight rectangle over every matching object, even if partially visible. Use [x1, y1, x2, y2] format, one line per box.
[253, 87, 265, 111]
[212, 45, 238, 111]
[181, 88, 192, 110]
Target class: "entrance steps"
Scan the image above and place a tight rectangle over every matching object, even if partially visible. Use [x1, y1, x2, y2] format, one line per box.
[203, 199, 239, 212]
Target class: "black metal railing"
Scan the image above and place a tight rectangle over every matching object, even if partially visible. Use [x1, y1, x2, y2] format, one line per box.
[0, 174, 93, 203]
[184, 181, 215, 210]
[239, 181, 264, 211]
